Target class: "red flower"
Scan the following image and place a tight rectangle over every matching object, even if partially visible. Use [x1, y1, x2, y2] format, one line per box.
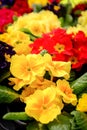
[0, 8, 19, 33]
[70, 31, 87, 69]
[11, 0, 32, 15]
[48, 0, 60, 3]
[72, 3, 87, 16]
[30, 28, 87, 70]
[30, 28, 72, 61]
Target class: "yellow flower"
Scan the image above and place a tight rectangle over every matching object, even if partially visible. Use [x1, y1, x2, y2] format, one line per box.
[25, 87, 61, 124]
[6, 10, 61, 36]
[76, 94, 87, 112]
[20, 86, 36, 102]
[20, 77, 55, 102]
[56, 79, 77, 106]
[60, 0, 87, 8]
[28, 0, 49, 8]
[78, 11, 87, 27]
[43, 53, 71, 79]
[10, 54, 45, 83]
[8, 77, 29, 91]
[30, 77, 55, 89]
[13, 41, 32, 55]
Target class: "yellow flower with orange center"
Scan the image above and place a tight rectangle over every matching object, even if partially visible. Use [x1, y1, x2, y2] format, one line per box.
[76, 93, 87, 112]
[56, 79, 77, 106]
[25, 87, 61, 124]
[10, 54, 45, 83]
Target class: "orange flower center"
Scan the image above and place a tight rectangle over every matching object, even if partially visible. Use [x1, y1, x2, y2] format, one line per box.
[54, 43, 65, 53]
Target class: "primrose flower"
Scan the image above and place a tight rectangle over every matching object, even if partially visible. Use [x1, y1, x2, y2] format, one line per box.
[0, 31, 32, 55]
[6, 10, 61, 36]
[56, 79, 77, 106]
[44, 53, 71, 79]
[25, 87, 61, 124]
[8, 77, 29, 91]
[10, 54, 45, 83]
[30, 77, 55, 89]
[60, 0, 87, 8]
[76, 93, 87, 112]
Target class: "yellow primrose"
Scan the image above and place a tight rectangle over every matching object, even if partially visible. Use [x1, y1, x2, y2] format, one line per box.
[76, 94, 87, 112]
[7, 10, 61, 36]
[0, 31, 30, 47]
[60, 0, 87, 8]
[10, 54, 45, 83]
[28, 0, 49, 8]
[78, 11, 87, 27]
[13, 41, 32, 55]
[30, 77, 55, 89]
[20, 86, 36, 102]
[67, 24, 87, 36]
[50, 61, 71, 79]
[25, 87, 61, 124]
[43, 53, 71, 79]
[56, 79, 77, 106]
[8, 77, 29, 91]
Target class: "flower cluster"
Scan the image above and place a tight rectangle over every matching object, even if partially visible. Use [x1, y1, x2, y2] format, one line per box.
[0, 0, 87, 130]
[9, 53, 77, 124]
[0, 0, 32, 33]
[30, 28, 87, 70]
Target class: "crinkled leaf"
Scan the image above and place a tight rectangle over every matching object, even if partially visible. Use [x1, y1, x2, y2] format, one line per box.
[47, 114, 71, 130]
[71, 110, 87, 130]
[68, 70, 76, 82]
[0, 85, 19, 103]
[26, 121, 48, 130]
[71, 72, 87, 95]
[3, 112, 32, 121]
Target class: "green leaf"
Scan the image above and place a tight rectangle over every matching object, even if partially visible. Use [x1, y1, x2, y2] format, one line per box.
[68, 70, 76, 82]
[26, 121, 48, 130]
[0, 70, 10, 82]
[0, 85, 19, 103]
[47, 114, 71, 130]
[71, 110, 87, 130]
[13, 15, 18, 21]
[40, 49, 48, 56]
[71, 72, 87, 95]
[3, 112, 32, 121]
[20, 28, 41, 41]
[32, 4, 42, 12]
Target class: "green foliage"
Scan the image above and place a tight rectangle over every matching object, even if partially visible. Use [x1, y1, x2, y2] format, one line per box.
[0, 85, 19, 103]
[47, 114, 71, 130]
[3, 112, 32, 121]
[13, 15, 18, 22]
[71, 72, 87, 95]
[26, 122, 48, 130]
[0, 70, 10, 82]
[71, 110, 87, 130]
[32, 4, 42, 12]
[20, 28, 41, 41]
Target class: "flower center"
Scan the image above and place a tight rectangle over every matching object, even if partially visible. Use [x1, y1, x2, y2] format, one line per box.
[54, 43, 65, 53]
